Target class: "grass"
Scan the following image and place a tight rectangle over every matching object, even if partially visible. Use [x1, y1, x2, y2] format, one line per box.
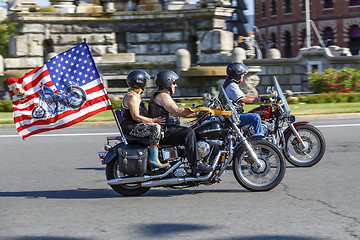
[1, 102, 359, 124]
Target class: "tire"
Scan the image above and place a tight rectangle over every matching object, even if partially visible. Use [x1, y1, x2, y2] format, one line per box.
[233, 139, 286, 191]
[283, 124, 326, 167]
[106, 158, 151, 196]
[32, 106, 46, 119]
[65, 85, 86, 108]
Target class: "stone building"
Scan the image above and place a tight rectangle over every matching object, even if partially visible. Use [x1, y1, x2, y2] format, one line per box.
[0, 0, 245, 98]
[254, 0, 360, 58]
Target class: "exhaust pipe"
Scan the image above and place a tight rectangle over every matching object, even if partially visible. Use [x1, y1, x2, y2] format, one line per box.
[141, 151, 222, 188]
[107, 161, 182, 185]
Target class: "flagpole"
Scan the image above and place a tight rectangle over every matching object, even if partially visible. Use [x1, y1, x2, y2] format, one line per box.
[83, 38, 127, 142]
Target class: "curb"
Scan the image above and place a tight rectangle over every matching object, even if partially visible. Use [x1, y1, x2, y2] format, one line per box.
[1, 113, 360, 129]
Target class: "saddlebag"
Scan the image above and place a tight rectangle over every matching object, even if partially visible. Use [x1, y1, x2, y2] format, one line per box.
[118, 144, 148, 175]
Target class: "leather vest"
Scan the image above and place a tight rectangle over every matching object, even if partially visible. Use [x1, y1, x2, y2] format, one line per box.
[148, 89, 180, 126]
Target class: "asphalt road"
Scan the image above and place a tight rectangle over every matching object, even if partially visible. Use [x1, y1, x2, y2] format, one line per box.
[1, 118, 360, 240]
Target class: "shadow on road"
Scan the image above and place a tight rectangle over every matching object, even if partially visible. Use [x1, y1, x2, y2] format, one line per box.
[0, 188, 118, 199]
[8, 237, 92, 240]
[0, 187, 250, 199]
[133, 223, 326, 240]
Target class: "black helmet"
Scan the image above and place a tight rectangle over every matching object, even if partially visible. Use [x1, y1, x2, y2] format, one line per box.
[226, 62, 249, 82]
[154, 70, 179, 91]
[126, 70, 150, 90]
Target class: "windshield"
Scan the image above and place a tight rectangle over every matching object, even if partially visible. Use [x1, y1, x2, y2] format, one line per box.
[273, 76, 291, 115]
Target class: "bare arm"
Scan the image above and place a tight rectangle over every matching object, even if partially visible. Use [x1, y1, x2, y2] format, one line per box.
[238, 94, 261, 105]
[155, 92, 196, 118]
[124, 94, 165, 124]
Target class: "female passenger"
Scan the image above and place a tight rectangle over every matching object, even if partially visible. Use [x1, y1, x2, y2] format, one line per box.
[120, 70, 167, 168]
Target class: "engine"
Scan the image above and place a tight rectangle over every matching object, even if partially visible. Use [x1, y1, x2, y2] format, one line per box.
[242, 121, 274, 136]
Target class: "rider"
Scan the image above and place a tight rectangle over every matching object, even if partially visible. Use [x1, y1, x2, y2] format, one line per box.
[120, 70, 167, 168]
[148, 70, 212, 173]
[223, 62, 271, 135]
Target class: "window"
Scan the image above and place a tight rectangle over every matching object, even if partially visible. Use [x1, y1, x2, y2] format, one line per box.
[284, 0, 291, 13]
[349, 0, 360, 6]
[269, 32, 277, 48]
[349, 25, 360, 55]
[301, 0, 305, 11]
[284, 31, 292, 58]
[322, 27, 334, 46]
[262, 2, 266, 17]
[324, 0, 334, 8]
[271, 0, 277, 15]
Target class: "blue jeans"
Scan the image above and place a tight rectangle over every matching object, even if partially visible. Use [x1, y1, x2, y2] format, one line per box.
[239, 113, 263, 134]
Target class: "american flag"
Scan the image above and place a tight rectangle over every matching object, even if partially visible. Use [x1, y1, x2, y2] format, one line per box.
[7, 41, 112, 139]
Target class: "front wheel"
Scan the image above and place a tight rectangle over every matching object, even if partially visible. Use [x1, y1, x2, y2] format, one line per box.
[233, 139, 286, 191]
[106, 159, 150, 196]
[65, 85, 86, 108]
[283, 124, 326, 167]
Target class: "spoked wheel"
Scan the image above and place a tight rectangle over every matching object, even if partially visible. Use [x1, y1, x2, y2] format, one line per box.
[283, 124, 326, 167]
[32, 106, 46, 119]
[106, 159, 150, 196]
[233, 139, 286, 191]
[65, 85, 86, 108]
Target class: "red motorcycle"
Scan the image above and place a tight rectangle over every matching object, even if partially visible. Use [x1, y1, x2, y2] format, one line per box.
[242, 76, 326, 167]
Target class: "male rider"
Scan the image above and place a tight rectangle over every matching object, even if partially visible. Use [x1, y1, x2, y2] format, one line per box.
[148, 70, 212, 173]
[223, 62, 271, 135]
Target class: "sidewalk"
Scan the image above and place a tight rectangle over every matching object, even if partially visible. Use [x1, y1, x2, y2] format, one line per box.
[1, 113, 360, 129]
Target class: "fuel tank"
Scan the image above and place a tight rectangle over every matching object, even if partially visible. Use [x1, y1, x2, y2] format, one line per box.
[248, 105, 272, 119]
[194, 120, 223, 140]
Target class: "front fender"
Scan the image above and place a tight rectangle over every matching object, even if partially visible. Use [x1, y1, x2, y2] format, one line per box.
[283, 122, 309, 135]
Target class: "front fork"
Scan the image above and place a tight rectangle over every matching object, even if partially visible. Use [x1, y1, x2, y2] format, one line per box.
[288, 123, 308, 151]
[231, 122, 265, 170]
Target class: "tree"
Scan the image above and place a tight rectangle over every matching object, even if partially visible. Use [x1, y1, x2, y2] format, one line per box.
[0, 18, 18, 58]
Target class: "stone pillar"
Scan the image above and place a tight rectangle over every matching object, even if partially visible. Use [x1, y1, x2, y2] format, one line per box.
[266, 48, 281, 59]
[50, 0, 76, 13]
[231, 47, 246, 63]
[199, 29, 233, 65]
[163, 0, 196, 10]
[102, 0, 116, 12]
[176, 48, 191, 72]
[137, 0, 162, 11]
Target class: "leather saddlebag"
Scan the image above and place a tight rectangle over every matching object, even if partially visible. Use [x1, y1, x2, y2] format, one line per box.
[118, 144, 148, 175]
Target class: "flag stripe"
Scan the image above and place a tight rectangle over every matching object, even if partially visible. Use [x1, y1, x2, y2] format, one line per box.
[7, 42, 113, 140]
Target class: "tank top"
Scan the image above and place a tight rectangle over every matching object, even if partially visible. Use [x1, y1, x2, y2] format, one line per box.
[120, 91, 148, 134]
[148, 89, 180, 126]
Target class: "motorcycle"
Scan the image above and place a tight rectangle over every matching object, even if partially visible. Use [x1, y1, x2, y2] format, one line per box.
[97, 85, 286, 196]
[242, 76, 326, 167]
[32, 83, 87, 119]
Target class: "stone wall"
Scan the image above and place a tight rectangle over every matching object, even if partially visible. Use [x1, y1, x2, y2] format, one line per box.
[244, 46, 360, 94]
[0, 8, 235, 99]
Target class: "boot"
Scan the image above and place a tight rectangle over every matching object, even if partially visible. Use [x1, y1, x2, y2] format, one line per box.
[192, 161, 212, 173]
[149, 146, 169, 168]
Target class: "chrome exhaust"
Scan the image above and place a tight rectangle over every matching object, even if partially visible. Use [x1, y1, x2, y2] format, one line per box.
[107, 161, 182, 185]
[141, 150, 222, 188]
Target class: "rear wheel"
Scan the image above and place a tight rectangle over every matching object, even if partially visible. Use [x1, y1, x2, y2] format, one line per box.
[233, 139, 286, 191]
[106, 158, 150, 196]
[283, 124, 326, 167]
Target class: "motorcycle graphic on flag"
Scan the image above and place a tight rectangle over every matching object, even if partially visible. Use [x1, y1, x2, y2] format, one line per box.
[32, 83, 86, 119]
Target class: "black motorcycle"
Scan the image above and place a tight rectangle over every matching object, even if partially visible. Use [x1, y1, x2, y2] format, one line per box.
[98, 85, 286, 196]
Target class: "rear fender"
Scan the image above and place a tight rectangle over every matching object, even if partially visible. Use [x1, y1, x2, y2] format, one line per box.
[101, 144, 123, 165]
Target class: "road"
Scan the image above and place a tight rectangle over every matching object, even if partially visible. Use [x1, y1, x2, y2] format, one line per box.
[1, 118, 360, 240]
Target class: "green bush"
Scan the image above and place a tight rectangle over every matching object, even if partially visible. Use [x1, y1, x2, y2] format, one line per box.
[0, 100, 13, 112]
[307, 67, 360, 93]
[0, 18, 18, 58]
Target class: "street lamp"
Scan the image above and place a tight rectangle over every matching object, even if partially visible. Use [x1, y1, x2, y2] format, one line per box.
[305, 0, 311, 48]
